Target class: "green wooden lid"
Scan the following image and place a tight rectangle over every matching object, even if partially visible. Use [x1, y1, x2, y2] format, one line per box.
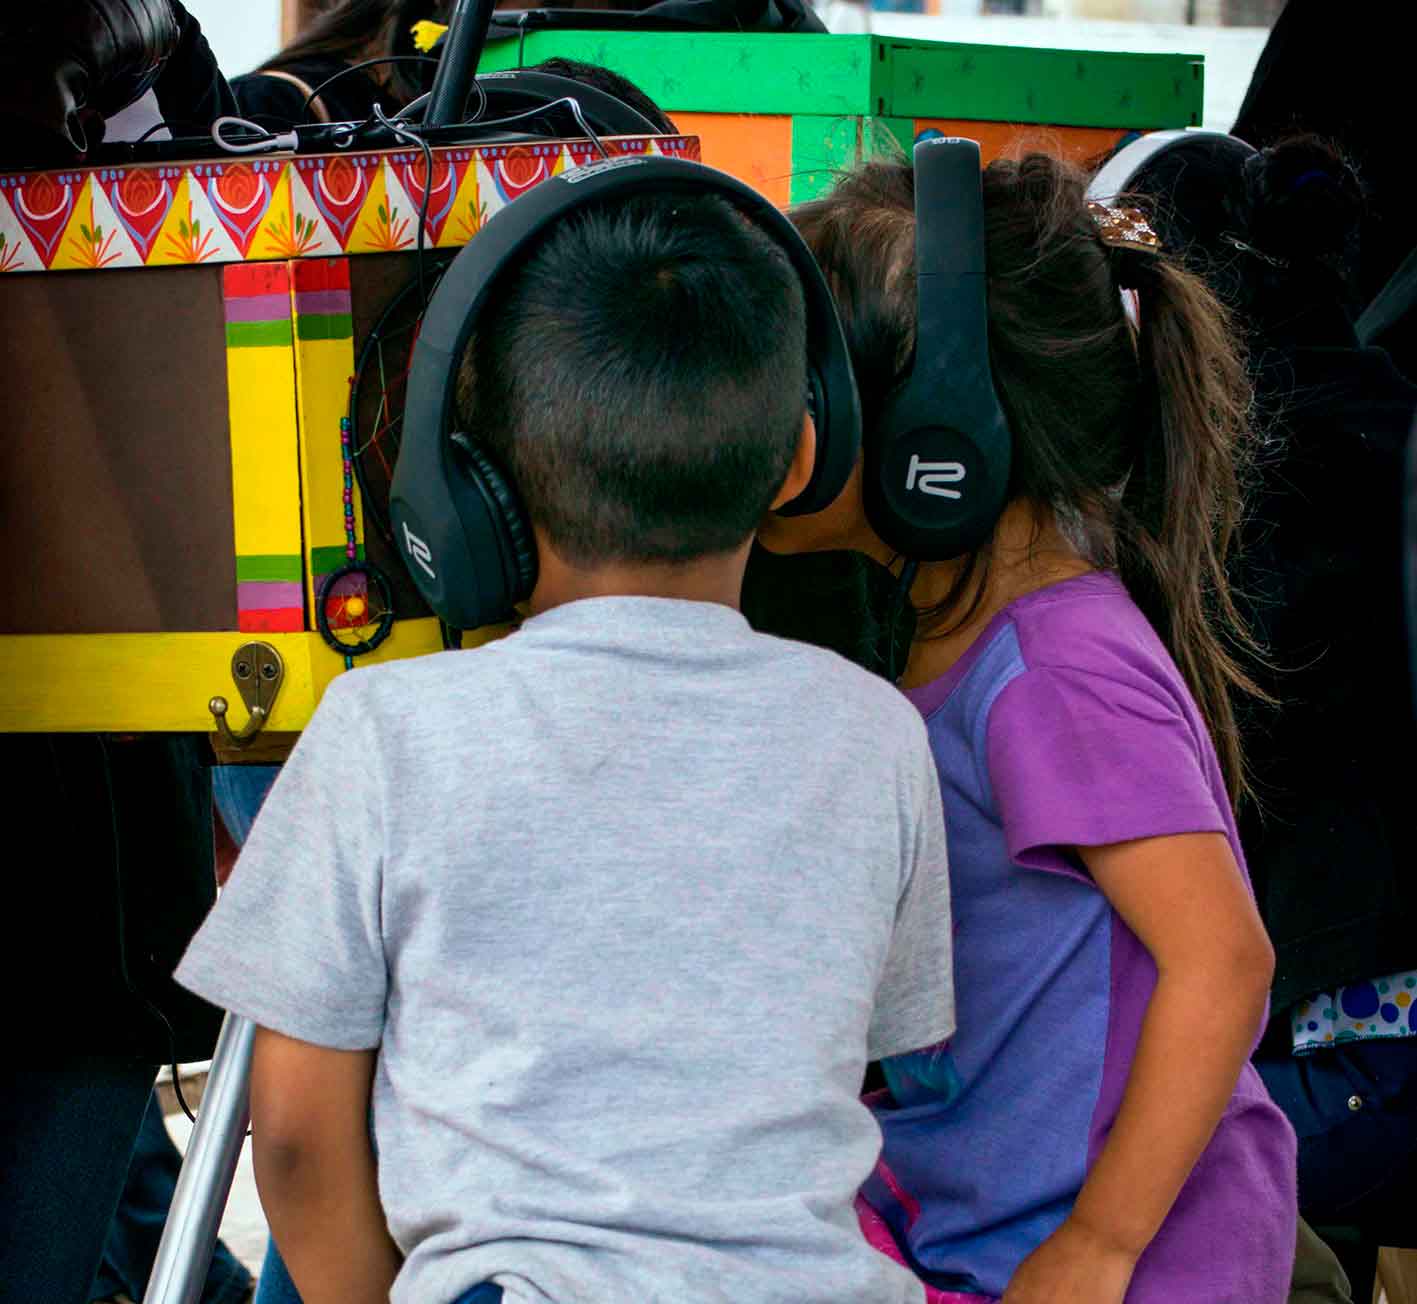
[478, 32, 1202, 128]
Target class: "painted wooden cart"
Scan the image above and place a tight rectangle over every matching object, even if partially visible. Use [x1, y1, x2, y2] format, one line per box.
[0, 33, 1202, 741]
[479, 31, 1204, 203]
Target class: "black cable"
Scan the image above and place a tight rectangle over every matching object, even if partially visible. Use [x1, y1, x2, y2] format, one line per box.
[131, 118, 197, 144]
[433, 95, 611, 158]
[299, 55, 440, 123]
[349, 261, 452, 542]
[372, 103, 436, 307]
[885, 558, 919, 684]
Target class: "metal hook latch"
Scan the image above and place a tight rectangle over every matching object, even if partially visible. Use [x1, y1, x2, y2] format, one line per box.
[209, 642, 284, 748]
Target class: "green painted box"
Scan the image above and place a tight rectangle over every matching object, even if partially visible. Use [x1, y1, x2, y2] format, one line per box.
[480, 32, 1203, 202]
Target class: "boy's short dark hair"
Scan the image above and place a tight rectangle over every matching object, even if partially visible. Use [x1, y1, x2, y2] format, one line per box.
[457, 192, 807, 567]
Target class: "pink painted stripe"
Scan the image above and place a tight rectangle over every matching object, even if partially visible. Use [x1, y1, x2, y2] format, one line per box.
[237, 580, 303, 610]
[223, 292, 291, 323]
[294, 288, 352, 316]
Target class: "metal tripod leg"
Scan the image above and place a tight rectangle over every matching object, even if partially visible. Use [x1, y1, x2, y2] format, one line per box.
[143, 1012, 256, 1304]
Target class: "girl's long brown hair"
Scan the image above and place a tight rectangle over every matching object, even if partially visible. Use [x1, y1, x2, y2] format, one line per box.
[793, 153, 1267, 805]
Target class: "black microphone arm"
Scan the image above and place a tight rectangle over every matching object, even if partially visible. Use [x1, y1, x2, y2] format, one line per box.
[422, 0, 499, 128]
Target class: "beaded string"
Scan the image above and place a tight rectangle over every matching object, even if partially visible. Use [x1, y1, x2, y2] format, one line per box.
[338, 410, 360, 670]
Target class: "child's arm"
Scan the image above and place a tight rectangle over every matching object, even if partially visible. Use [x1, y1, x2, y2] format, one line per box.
[251, 1026, 401, 1304]
[1002, 831, 1274, 1304]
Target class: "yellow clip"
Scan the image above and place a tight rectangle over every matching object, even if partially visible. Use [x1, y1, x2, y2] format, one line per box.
[411, 19, 450, 53]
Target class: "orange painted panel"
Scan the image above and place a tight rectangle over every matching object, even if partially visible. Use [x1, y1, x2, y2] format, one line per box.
[672, 113, 793, 207]
[913, 119, 1130, 168]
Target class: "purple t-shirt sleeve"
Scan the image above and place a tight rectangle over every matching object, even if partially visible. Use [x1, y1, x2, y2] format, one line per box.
[986, 665, 1229, 875]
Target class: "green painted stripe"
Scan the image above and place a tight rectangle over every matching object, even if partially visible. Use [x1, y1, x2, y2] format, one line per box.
[311, 543, 366, 576]
[789, 114, 861, 206]
[873, 116, 915, 160]
[478, 32, 1201, 126]
[225, 319, 294, 350]
[480, 32, 874, 117]
[295, 312, 355, 343]
[884, 42, 1202, 128]
[236, 554, 303, 582]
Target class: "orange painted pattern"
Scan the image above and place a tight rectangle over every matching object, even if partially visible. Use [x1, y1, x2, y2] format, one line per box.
[912, 119, 1130, 168]
[672, 113, 793, 207]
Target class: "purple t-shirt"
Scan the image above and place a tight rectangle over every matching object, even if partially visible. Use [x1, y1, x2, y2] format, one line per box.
[862, 572, 1296, 1303]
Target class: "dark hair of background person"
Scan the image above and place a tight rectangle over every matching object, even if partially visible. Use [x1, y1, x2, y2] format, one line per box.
[1123, 132, 1417, 1011]
[261, 0, 445, 95]
[456, 192, 807, 567]
[792, 154, 1265, 804]
[1231, 0, 1417, 314]
[234, 0, 447, 124]
[530, 56, 678, 134]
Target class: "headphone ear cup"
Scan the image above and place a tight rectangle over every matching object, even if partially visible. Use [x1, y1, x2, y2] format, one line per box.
[450, 433, 538, 607]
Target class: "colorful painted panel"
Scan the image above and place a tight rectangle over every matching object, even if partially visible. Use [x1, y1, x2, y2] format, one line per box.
[223, 262, 305, 634]
[0, 135, 700, 275]
[289, 258, 363, 621]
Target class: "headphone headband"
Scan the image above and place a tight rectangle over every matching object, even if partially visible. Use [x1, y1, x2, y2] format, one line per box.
[1086, 128, 1254, 205]
[865, 137, 1012, 561]
[391, 154, 861, 628]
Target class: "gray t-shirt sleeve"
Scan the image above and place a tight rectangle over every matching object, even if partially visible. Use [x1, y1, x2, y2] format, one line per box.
[867, 728, 955, 1061]
[176, 674, 387, 1050]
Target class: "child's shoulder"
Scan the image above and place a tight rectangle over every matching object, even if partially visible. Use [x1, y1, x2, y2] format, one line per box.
[915, 572, 1192, 748]
[314, 638, 522, 737]
[1004, 571, 1179, 692]
[754, 627, 930, 741]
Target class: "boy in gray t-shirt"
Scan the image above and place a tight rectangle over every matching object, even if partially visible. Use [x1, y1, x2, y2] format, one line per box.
[177, 185, 952, 1304]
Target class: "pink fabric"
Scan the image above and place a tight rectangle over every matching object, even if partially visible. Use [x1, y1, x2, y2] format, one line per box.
[855, 1194, 996, 1304]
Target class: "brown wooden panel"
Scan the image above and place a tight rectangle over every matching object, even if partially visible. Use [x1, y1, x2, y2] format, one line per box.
[0, 267, 238, 633]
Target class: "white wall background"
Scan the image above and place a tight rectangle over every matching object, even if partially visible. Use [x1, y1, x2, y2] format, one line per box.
[183, 0, 1265, 131]
[186, 0, 283, 81]
[833, 12, 1268, 129]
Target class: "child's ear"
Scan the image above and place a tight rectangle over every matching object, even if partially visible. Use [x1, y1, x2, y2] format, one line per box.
[769, 410, 817, 510]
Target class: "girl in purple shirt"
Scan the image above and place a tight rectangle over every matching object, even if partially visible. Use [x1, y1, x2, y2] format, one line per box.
[759, 154, 1298, 1302]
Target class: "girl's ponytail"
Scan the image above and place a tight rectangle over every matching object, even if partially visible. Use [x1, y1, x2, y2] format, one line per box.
[1116, 250, 1268, 805]
[788, 153, 1270, 805]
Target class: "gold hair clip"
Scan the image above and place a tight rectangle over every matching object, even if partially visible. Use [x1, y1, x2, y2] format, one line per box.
[1087, 201, 1161, 253]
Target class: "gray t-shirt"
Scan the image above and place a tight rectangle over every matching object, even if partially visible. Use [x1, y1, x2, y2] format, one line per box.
[179, 596, 952, 1304]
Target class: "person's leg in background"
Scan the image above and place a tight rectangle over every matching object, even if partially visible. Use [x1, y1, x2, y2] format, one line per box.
[1290, 1217, 1353, 1304]
[0, 1060, 155, 1304]
[90, 1089, 253, 1304]
[1259, 1039, 1417, 1301]
[211, 766, 280, 849]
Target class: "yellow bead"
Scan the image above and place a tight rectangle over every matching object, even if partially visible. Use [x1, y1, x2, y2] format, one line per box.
[345, 596, 367, 619]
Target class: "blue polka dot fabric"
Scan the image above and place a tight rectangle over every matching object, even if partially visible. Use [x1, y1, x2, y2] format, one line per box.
[1292, 969, 1417, 1053]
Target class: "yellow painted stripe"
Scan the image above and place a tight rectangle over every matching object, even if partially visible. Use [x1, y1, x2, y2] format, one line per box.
[0, 619, 501, 733]
[226, 342, 304, 559]
[291, 330, 360, 614]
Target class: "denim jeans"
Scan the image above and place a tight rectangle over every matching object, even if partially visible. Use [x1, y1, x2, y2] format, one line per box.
[211, 765, 281, 846]
[0, 1059, 155, 1304]
[1256, 1036, 1417, 1226]
[90, 1090, 253, 1303]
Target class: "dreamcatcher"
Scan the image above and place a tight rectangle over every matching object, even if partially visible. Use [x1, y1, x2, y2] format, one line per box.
[316, 259, 453, 661]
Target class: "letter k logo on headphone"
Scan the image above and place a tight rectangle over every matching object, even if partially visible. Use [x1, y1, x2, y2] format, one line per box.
[905, 453, 966, 501]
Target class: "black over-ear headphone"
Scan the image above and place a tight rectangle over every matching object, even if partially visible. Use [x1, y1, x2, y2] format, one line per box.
[390, 155, 862, 630]
[865, 137, 1012, 562]
[467, 70, 663, 137]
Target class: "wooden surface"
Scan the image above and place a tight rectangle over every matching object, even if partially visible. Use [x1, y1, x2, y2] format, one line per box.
[0, 619, 502, 733]
[478, 32, 1203, 125]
